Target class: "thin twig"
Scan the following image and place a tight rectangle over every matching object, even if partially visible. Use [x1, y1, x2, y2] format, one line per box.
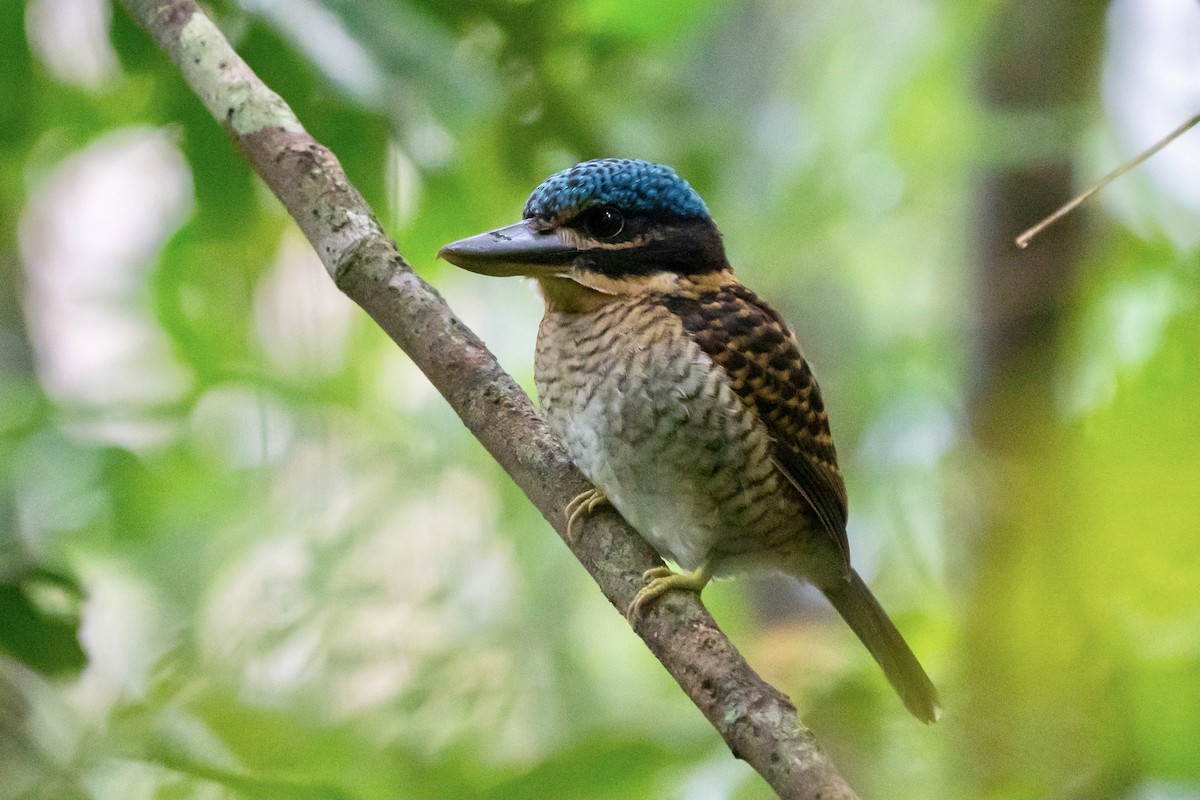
[1015, 111, 1200, 248]
[115, 1, 861, 797]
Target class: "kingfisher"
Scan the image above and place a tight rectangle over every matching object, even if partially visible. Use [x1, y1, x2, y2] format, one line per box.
[438, 158, 940, 722]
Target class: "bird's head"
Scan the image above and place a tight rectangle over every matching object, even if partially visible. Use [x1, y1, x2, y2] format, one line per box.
[438, 159, 730, 302]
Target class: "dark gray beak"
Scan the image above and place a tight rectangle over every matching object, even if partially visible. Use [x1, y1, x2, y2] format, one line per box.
[437, 219, 578, 278]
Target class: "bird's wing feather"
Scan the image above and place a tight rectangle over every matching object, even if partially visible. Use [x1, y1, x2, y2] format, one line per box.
[664, 282, 850, 574]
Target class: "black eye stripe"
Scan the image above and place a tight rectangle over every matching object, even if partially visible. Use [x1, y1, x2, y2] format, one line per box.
[573, 217, 729, 277]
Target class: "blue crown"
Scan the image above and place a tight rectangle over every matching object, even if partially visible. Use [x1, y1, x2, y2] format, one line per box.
[523, 158, 710, 222]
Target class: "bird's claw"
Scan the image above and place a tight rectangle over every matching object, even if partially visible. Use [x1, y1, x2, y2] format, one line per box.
[625, 563, 712, 622]
[642, 566, 675, 581]
[565, 487, 609, 543]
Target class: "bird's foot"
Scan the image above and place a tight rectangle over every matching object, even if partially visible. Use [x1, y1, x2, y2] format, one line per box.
[626, 562, 712, 622]
[565, 487, 608, 542]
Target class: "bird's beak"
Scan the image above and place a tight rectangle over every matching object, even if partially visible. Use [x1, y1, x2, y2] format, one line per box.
[437, 219, 577, 278]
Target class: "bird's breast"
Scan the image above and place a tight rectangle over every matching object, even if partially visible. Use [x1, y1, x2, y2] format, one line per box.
[535, 297, 807, 573]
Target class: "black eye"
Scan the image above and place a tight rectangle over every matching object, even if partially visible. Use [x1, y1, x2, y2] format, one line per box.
[582, 206, 624, 239]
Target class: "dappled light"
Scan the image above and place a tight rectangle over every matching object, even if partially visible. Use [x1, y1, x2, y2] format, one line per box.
[2, 0, 1198, 798]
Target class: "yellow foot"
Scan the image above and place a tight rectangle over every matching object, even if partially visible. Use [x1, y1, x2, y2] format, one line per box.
[564, 487, 608, 543]
[626, 562, 713, 622]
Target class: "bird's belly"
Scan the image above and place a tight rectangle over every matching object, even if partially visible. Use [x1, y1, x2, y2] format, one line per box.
[536, 305, 803, 573]
[563, 395, 728, 571]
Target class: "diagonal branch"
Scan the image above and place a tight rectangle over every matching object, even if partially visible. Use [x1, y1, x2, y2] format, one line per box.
[116, 2, 858, 797]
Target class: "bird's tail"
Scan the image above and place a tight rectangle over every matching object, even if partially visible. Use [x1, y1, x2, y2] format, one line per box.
[821, 569, 941, 723]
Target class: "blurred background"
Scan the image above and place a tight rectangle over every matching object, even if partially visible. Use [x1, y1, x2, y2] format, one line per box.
[2, 0, 1199, 797]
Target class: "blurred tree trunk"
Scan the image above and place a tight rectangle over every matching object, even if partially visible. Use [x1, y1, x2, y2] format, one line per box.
[963, 1, 1136, 796]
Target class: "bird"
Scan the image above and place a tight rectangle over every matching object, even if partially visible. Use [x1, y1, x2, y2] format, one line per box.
[438, 158, 940, 722]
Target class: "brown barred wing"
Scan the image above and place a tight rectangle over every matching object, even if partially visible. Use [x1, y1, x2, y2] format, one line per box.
[664, 283, 851, 574]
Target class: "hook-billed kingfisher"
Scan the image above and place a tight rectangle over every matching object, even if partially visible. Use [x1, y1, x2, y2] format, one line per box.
[439, 158, 940, 722]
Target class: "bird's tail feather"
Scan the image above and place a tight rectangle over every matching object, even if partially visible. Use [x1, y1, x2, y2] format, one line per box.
[821, 570, 941, 723]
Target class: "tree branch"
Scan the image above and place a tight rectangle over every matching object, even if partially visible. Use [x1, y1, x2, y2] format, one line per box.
[116, 2, 858, 797]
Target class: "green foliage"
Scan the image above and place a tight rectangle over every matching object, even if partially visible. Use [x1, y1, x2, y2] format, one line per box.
[2, 0, 1199, 798]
